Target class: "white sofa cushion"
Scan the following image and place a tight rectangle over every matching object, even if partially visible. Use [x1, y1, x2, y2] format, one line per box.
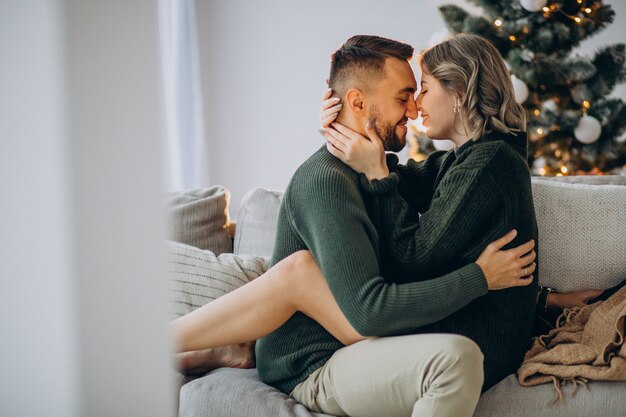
[531, 178, 626, 292]
[166, 240, 269, 319]
[234, 188, 283, 257]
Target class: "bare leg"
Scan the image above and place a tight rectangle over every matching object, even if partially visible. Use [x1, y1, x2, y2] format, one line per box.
[172, 250, 365, 370]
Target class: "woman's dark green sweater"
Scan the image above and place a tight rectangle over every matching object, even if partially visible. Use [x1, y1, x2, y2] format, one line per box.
[365, 131, 539, 389]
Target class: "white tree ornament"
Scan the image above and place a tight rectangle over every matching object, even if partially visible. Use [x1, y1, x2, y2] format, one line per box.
[520, 0, 548, 12]
[574, 115, 602, 144]
[542, 98, 558, 112]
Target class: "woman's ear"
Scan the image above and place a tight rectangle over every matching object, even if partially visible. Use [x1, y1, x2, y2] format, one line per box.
[345, 88, 366, 114]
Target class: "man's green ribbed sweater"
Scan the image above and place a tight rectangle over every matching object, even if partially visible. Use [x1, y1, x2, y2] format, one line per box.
[256, 131, 537, 394]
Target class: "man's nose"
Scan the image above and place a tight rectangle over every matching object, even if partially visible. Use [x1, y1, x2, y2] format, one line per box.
[406, 96, 418, 120]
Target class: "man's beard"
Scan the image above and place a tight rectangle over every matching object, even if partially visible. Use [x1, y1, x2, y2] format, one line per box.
[368, 106, 406, 152]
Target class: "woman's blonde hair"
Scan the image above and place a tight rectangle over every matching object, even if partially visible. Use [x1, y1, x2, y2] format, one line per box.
[418, 33, 526, 140]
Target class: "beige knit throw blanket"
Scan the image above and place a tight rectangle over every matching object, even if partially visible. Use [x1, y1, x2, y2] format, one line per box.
[518, 285, 626, 402]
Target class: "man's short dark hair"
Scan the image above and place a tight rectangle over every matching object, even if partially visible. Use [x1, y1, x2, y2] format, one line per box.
[329, 35, 414, 97]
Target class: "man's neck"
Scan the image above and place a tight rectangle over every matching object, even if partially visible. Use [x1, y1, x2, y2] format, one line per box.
[335, 115, 366, 137]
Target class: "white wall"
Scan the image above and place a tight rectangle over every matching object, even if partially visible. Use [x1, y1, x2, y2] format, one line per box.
[1, 1, 175, 416]
[65, 1, 176, 416]
[1, 2, 79, 416]
[197, 0, 626, 219]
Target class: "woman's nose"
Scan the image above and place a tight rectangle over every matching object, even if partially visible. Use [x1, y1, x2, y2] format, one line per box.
[414, 95, 422, 111]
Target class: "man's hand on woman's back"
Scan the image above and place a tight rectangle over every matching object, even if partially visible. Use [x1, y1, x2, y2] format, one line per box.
[475, 229, 536, 290]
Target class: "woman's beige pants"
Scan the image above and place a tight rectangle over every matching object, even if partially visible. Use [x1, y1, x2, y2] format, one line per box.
[290, 333, 483, 417]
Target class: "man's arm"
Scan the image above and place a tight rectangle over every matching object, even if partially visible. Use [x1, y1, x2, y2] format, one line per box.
[286, 163, 487, 337]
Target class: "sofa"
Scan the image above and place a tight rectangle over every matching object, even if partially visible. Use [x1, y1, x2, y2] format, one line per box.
[167, 175, 626, 417]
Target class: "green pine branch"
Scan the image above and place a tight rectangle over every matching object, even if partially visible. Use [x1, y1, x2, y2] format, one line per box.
[464, 0, 506, 17]
[592, 98, 626, 144]
[439, 5, 469, 34]
[439, 5, 508, 54]
[592, 44, 626, 92]
[582, 3, 615, 40]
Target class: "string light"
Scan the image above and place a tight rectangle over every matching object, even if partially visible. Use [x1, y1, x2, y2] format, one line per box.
[583, 100, 591, 109]
[509, 35, 517, 42]
[494, 19, 503, 27]
[561, 166, 568, 174]
[541, 2, 588, 24]
[537, 127, 544, 135]
[533, 109, 541, 116]
[539, 167, 547, 176]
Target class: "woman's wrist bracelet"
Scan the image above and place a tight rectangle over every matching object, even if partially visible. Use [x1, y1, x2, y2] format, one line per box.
[538, 286, 557, 313]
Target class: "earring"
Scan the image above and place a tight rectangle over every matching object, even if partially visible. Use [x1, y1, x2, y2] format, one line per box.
[453, 98, 460, 113]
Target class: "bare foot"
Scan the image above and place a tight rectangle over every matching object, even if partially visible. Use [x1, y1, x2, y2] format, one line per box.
[175, 341, 256, 376]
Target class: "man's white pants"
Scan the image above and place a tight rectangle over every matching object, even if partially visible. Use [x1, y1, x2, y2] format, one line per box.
[290, 333, 483, 417]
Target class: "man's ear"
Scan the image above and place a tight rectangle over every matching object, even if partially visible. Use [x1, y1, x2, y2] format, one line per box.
[345, 88, 366, 114]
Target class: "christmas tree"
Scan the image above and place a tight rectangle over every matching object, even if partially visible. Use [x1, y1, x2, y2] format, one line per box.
[415, 0, 626, 175]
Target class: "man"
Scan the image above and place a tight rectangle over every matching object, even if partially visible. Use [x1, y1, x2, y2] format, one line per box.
[256, 35, 489, 417]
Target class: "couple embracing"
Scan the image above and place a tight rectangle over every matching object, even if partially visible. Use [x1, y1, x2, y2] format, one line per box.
[172, 34, 587, 417]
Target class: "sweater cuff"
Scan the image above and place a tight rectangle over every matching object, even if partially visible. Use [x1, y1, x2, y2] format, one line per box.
[460, 263, 489, 298]
[358, 172, 400, 195]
